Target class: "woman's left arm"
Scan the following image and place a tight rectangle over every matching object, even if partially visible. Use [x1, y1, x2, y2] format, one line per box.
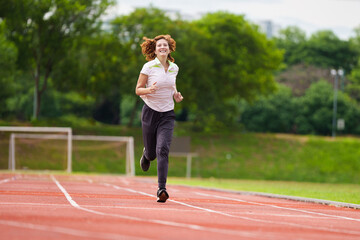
[173, 85, 184, 103]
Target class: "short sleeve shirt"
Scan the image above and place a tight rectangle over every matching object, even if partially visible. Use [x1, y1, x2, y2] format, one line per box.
[140, 57, 179, 112]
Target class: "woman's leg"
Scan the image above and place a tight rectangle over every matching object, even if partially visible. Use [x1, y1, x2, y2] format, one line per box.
[156, 111, 175, 189]
[141, 104, 158, 161]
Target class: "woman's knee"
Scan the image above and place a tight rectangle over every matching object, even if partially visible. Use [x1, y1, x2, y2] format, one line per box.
[156, 145, 169, 159]
[147, 151, 157, 161]
[144, 148, 156, 161]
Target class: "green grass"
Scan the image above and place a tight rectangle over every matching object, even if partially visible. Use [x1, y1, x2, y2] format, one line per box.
[1, 122, 360, 184]
[173, 131, 360, 183]
[167, 177, 360, 205]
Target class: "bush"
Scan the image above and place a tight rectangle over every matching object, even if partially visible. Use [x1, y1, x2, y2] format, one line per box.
[241, 85, 296, 133]
[295, 80, 360, 135]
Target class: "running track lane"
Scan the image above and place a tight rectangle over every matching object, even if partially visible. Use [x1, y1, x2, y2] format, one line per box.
[0, 173, 359, 240]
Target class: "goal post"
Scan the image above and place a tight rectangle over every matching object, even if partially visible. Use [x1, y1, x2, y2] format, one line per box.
[0, 126, 72, 172]
[8, 133, 135, 176]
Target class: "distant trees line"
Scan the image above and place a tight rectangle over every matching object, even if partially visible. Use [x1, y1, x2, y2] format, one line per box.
[245, 26, 360, 135]
[1, 1, 360, 135]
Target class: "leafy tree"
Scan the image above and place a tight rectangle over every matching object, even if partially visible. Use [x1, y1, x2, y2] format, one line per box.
[274, 26, 307, 66]
[52, 32, 130, 124]
[187, 12, 283, 128]
[350, 25, 360, 55]
[347, 25, 360, 102]
[304, 30, 357, 73]
[0, 0, 114, 119]
[169, 19, 216, 124]
[0, 20, 17, 118]
[347, 61, 360, 102]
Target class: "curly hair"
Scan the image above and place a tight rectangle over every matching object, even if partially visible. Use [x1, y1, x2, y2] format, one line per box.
[140, 34, 176, 62]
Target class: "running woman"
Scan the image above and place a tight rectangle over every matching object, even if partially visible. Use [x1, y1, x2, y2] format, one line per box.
[135, 34, 183, 203]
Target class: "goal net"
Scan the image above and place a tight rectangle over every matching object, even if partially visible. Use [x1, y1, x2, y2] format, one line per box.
[0, 127, 135, 176]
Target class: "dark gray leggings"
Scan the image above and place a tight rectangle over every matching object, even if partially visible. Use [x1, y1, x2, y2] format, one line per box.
[141, 104, 175, 189]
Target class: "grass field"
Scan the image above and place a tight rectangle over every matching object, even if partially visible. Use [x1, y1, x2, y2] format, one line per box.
[167, 177, 360, 205]
[176, 132, 360, 183]
[1, 122, 360, 185]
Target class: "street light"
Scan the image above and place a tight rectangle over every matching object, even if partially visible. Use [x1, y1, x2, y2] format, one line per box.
[330, 69, 344, 138]
[338, 69, 345, 91]
[330, 69, 338, 138]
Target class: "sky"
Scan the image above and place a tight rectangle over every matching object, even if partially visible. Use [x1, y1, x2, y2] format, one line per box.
[107, 0, 360, 40]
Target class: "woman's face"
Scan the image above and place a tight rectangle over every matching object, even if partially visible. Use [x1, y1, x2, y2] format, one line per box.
[155, 39, 170, 57]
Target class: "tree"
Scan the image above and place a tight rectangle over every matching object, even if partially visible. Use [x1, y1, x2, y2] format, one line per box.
[171, 20, 215, 125]
[0, 20, 18, 118]
[350, 25, 360, 56]
[304, 30, 357, 73]
[347, 25, 360, 102]
[274, 26, 307, 66]
[347, 59, 360, 103]
[187, 12, 283, 128]
[0, 0, 114, 119]
[52, 32, 131, 124]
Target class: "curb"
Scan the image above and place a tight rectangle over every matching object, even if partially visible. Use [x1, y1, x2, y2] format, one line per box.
[174, 184, 360, 210]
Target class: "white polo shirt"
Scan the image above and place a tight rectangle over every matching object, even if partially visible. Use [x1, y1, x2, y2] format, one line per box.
[140, 57, 179, 112]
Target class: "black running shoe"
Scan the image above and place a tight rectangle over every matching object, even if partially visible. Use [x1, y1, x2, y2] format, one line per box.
[140, 148, 150, 172]
[157, 188, 169, 203]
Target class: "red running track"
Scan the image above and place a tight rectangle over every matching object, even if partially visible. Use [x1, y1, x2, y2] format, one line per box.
[0, 173, 359, 240]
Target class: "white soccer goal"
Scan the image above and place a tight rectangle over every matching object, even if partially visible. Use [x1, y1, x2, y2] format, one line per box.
[0, 126, 72, 172]
[0, 126, 135, 176]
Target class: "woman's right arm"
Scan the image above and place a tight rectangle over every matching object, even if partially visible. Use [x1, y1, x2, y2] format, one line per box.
[135, 73, 157, 96]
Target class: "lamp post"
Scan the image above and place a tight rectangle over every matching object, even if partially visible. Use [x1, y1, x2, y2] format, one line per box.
[330, 69, 344, 138]
[331, 69, 338, 138]
[339, 69, 345, 91]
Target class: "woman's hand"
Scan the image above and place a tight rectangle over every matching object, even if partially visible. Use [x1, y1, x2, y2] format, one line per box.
[148, 82, 157, 94]
[174, 91, 183, 103]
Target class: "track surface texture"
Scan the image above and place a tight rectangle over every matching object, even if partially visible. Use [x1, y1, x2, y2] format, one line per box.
[0, 173, 359, 240]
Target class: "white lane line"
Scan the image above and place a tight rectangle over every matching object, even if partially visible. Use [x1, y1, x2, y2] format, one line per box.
[103, 183, 236, 217]
[104, 183, 360, 236]
[117, 177, 130, 186]
[196, 192, 360, 222]
[235, 213, 334, 219]
[51, 175, 138, 218]
[84, 178, 93, 184]
[0, 202, 205, 212]
[73, 176, 93, 183]
[0, 178, 12, 184]
[51, 176, 259, 239]
[0, 219, 148, 240]
[0, 176, 19, 184]
[0, 202, 70, 207]
[0, 202, 334, 218]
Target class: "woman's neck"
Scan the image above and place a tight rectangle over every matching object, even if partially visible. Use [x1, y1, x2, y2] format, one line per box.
[157, 56, 168, 67]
